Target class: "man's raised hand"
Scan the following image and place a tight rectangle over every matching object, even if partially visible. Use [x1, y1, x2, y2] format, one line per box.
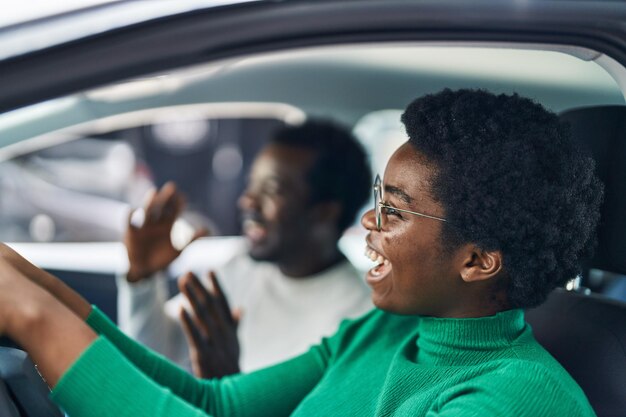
[179, 271, 241, 379]
[125, 182, 207, 282]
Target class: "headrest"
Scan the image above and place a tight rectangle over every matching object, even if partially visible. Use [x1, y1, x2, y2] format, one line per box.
[559, 106, 626, 275]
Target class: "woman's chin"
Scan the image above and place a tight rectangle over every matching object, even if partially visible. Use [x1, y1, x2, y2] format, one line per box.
[366, 261, 392, 287]
[366, 264, 393, 309]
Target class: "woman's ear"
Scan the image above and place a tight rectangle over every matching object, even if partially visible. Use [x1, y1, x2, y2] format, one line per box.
[457, 245, 503, 283]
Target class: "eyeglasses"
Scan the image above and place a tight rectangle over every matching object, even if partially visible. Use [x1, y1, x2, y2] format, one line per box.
[373, 174, 447, 231]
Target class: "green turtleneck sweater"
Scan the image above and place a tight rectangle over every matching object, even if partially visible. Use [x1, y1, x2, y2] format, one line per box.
[50, 306, 595, 417]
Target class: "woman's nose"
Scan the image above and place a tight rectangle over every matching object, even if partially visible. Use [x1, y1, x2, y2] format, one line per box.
[361, 208, 377, 231]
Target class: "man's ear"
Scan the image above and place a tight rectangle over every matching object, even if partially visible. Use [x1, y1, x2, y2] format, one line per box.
[457, 244, 503, 283]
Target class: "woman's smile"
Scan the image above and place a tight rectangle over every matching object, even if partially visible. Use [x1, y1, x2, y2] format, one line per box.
[364, 243, 392, 285]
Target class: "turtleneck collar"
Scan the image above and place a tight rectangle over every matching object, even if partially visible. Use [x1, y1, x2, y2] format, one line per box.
[414, 309, 527, 366]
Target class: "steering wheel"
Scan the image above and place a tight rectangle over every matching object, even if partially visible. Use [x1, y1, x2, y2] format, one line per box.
[0, 343, 63, 417]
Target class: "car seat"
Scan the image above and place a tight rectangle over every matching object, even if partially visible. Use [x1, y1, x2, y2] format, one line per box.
[526, 105, 626, 417]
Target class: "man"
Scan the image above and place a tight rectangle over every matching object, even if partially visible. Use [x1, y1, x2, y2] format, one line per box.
[117, 119, 373, 377]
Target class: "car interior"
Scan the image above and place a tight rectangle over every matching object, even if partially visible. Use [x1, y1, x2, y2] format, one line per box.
[0, 1, 625, 416]
[526, 105, 626, 416]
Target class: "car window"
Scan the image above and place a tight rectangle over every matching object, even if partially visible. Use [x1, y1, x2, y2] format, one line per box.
[0, 43, 623, 281]
[0, 113, 294, 243]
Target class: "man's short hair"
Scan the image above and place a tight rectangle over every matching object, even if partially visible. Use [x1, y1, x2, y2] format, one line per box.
[270, 119, 371, 233]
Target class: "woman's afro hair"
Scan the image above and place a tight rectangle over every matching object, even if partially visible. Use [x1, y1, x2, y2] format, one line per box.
[401, 89, 603, 309]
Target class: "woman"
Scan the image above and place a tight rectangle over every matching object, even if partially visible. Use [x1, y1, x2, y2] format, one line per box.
[0, 89, 601, 416]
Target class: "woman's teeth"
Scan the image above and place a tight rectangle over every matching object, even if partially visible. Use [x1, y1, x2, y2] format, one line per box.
[364, 247, 389, 266]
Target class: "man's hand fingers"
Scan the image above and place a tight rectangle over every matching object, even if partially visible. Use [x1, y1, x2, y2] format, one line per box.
[145, 182, 178, 224]
[188, 273, 221, 323]
[170, 190, 187, 220]
[231, 308, 242, 327]
[209, 272, 236, 327]
[180, 272, 220, 337]
[174, 226, 210, 254]
[141, 187, 157, 209]
[180, 273, 241, 379]
[128, 206, 149, 230]
[179, 307, 206, 348]
[191, 228, 211, 243]
[141, 187, 159, 224]
[160, 182, 184, 221]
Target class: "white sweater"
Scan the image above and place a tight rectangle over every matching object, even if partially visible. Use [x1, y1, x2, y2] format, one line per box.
[117, 243, 373, 372]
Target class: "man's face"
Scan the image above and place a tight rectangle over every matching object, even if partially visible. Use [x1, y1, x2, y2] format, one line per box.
[238, 143, 317, 261]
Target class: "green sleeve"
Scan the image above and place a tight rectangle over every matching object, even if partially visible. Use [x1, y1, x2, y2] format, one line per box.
[51, 337, 211, 417]
[66, 306, 330, 417]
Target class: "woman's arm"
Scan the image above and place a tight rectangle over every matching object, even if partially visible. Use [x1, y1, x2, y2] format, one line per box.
[0, 244, 329, 416]
[86, 305, 328, 416]
[0, 257, 95, 387]
[0, 243, 92, 320]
